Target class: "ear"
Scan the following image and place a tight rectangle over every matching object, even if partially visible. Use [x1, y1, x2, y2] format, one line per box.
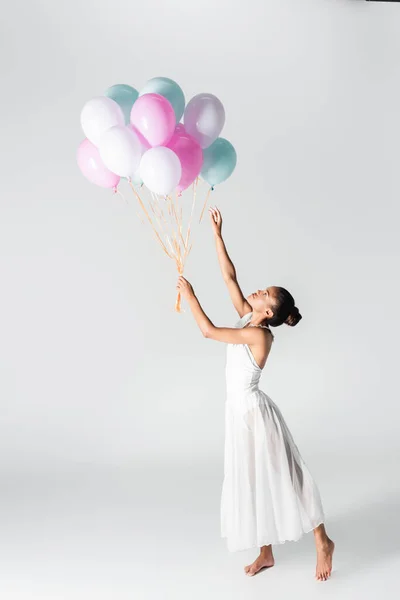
[265, 307, 274, 319]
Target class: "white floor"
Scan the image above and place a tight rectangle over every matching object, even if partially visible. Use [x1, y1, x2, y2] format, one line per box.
[0, 451, 397, 599]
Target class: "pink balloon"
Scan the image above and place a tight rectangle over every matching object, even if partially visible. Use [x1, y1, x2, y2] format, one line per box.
[77, 138, 120, 188]
[128, 124, 150, 152]
[130, 93, 175, 147]
[167, 124, 203, 192]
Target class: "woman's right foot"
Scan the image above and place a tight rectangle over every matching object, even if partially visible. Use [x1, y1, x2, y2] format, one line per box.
[244, 546, 275, 576]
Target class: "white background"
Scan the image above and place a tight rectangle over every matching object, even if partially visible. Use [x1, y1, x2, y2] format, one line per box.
[0, 1, 399, 598]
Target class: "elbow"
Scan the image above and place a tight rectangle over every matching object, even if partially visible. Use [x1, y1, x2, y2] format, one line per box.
[203, 327, 213, 339]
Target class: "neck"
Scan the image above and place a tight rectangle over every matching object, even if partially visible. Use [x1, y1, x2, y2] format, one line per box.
[249, 312, 269, 327]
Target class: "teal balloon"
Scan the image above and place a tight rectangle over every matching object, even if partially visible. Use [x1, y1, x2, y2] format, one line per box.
[122, 172, 142, 186]
[139, 77, 185, 122]
[130, 171, 143, 186]
[200, 138, 237, 187]
[104, 84, 139, 124]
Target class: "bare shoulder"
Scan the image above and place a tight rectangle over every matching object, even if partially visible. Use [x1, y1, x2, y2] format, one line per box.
[248, 327, 273, 370]
[250, 325, 274, 347]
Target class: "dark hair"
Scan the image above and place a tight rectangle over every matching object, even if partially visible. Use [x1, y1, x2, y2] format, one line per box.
[267, 287, 302, 328]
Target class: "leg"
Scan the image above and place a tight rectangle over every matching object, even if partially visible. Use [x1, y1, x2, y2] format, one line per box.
[244, 544, 275, 576]
[314, 523, 334, 581]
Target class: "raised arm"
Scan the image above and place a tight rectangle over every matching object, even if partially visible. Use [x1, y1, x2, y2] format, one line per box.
[176, 276, 272, 369]
[209, 207, 251, 318]
[176, 276, 261, 346]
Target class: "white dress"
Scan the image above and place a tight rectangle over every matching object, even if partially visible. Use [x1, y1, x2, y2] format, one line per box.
[220, 312, 325, 552]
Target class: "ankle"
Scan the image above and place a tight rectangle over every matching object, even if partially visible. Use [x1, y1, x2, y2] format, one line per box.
[315, 532, 332, 546]
[314, 524, 327, 540]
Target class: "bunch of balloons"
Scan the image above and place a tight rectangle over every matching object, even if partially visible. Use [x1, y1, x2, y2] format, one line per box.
[77, 77, 237, 195]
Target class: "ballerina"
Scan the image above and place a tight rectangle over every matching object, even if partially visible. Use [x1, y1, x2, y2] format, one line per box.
[176, 206, 334, 581]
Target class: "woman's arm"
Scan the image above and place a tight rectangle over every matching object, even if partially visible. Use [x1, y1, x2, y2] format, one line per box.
[176, 276, 261, 345]
[209, 207, 251, 318]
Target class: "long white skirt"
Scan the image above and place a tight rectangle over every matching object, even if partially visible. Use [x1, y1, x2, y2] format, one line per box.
[221, 389, 325, 552]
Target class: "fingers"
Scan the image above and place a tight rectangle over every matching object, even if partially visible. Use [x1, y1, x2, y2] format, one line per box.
[208, 206, 221, 222]
[176, 275, 188, 287]
[176, 275, 193, 296]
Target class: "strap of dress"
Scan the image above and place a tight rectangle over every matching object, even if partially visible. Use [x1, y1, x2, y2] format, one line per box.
[239, 312, 273, 338]
[245, 315, 274, 339]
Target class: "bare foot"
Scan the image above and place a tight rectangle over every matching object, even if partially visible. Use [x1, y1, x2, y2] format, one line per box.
[315, 538, 335, 581]
[244, 546, 275, 576]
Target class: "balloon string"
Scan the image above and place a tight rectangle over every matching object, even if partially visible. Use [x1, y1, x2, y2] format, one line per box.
[175, 264, 184, 313]
[148, 193, 172, 247]
[129, 181, 200, 314]
[170, 192, 186, 313]
[183, 177, 199, 261]
[128, 181, 174, 259]
[198, 187, 212, 224]
[113, 186, 128, 205]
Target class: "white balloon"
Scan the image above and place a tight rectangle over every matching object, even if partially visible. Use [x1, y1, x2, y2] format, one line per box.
[140, 147, 182, 196]
[80, 97, 124, 147]
[183, 93, 225, 149]
[130, 136, 150, 185]
[99, 126, 142, 177]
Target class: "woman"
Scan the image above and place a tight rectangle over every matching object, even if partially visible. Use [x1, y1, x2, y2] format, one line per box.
[176, 207, 334, 581]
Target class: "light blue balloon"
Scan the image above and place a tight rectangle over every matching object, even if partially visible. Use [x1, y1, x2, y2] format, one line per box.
[130, 171, 143, 186]
[200, 138, 237, 187]
[139, 77, 185, 122]
[122, 173, 143, 186]
[104, 84, 139, 124]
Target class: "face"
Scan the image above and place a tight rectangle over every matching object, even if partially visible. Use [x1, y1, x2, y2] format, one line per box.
[246, 286, 277, 318]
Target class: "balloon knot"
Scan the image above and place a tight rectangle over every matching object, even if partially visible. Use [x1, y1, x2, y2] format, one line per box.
[127, 177, 132, 183]
[211, 185, 215, 191]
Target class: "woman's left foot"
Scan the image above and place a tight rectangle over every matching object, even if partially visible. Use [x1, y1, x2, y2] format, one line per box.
[315, 538, 335, 581]
[244, 548, 275, 576]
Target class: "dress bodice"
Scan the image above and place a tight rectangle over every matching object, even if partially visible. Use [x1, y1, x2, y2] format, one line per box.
[225, 312, 269, 396]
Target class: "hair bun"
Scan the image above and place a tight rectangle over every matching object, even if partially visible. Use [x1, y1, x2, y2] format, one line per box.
[285, 306, 302, 327]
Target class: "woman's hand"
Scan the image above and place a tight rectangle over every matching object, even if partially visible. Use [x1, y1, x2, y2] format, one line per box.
[209, 206, 222, 237]
[177, 276, 195, 301]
